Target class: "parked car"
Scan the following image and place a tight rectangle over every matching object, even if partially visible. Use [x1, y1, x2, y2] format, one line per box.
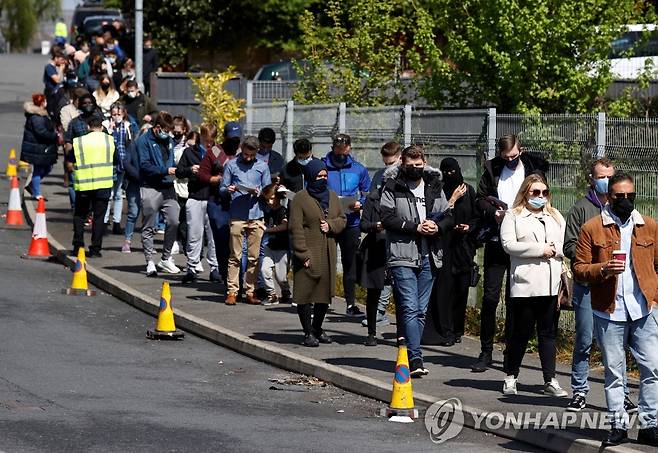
[70, 4, 122, 37]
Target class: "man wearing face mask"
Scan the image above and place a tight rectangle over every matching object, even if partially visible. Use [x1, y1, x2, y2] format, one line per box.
[256, 128, 284, 183]
[472, 134, 549, 373]
[380, 145, 453, 376]
[120, 80, 158, 127]
[220, 136, 271, 306]
[574, 172, 658, 448]
[564, 158, 635, 414]
[198, 122, 243, 286]
[280, 138, 317, 193]
[322, 134, 372, 317]
[136, 111, 180, 277]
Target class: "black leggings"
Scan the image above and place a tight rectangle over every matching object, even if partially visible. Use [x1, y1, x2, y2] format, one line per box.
[506, 296, 559, 382]
[365, 288, 381, 336]
[297, 303, 330, 336]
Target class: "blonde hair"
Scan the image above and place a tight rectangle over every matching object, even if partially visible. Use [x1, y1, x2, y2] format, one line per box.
[511, 173, 562, 224]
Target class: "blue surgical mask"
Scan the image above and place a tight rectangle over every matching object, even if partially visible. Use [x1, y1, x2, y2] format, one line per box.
[156, 130, 170, 141]
[297, 157, 312, 166]
[528, 197, 547, 209]
[593, 177, 609, 195]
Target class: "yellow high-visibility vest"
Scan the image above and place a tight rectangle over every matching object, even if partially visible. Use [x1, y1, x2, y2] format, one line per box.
[55, 21, 68, 39]
[73, 131, 114, 192]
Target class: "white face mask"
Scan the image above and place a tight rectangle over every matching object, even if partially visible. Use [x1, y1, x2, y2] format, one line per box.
[127, 91, 138, 98]
[297, 156, 312, 166]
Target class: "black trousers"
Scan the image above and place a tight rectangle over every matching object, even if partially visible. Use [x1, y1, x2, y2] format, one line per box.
[177, 197, 188, 254]
[480, 240, 512, 353]
[506, 296, 559, 382]
[422, 266, 471, 343]
[73, 189, 110, 253]
[336, 226, 360, 306]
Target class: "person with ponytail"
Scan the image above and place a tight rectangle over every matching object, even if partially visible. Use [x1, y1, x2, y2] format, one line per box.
[288, 160, 346, 347]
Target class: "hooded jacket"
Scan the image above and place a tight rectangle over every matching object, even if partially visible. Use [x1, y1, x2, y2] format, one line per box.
[322, 152, 371, 228]
[136, 128, 175, 189]
[20, 102, 58, 166]
[380, 165, 454, 269]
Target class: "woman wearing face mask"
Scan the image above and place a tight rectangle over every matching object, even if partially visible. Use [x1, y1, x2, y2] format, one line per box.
[103, 103, 135, 234]
[93, 75, 119, 117]
[288, 160, 346, 346]
[422, 157, 480, 346]
[499, 173, 568, 398]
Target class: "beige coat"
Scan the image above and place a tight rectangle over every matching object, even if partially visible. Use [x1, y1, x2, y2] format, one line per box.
[500, 207, 565, 298]
[289, 190, 346, 304]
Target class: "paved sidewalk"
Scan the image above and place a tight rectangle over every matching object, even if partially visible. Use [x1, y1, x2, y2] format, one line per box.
[12, 171, 652, 453]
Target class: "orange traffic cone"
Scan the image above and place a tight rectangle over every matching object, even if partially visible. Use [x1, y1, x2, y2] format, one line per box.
[147, 282, 184, 340]
[5, 149, 17, 178]
[63, 248, 96, 296]
[4, 176, 24, 226]
[22, 197, 50, 259]
[380, 338, 419, 423]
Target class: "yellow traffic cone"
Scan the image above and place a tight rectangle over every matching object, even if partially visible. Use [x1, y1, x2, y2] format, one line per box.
[147, 282, 184, 340]
[5, 149, 17, 178]
[63, 248, 96, 296]
[381, 338, 418, 422]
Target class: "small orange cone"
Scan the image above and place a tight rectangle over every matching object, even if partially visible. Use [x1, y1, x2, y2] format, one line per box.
[5, 149, 17, 178]
[380, 338, 418, 422]
[22, 197, 51, 259]
[63, 248, 96, 296]
[5, 176, 24, 226]
[147, 282, 184, 340]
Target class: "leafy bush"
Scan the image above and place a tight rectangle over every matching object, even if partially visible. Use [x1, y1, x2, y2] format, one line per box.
[189, 68, 245, 131]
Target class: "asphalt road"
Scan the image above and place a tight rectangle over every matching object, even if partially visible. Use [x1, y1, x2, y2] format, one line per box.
[0, 52, 544, 453]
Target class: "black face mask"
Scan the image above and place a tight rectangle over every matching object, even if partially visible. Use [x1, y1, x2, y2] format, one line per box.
[611, 197, 634, 222]
[505, 155, 520, 170]
[403, 166, 424, 181]
[80, 104, 95, 115]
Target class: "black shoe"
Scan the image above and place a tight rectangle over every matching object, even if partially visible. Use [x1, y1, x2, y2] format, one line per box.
[410, 358, 426, 378]
[454, 337, 462, 343]
[346, 304, 365, 317]
[471, 352, 492, 373]
[87, 250, 102, 258]
[181, 271, 197, 284]
[602, 428, 628, 447]
[624, 395, 638, 414]
[637, 427, 658, 447]
[209, 269, 222, 283]
[303, 333, 319, 347]
[438, 339, 455, 347]
[566, 393, 586, 412]
[314, 330, 332, 344]
[112, 222, 125, 235]
[365, 334, 377, 346]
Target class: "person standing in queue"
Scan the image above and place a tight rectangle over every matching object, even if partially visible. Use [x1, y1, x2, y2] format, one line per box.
[289, 160, 346, 347]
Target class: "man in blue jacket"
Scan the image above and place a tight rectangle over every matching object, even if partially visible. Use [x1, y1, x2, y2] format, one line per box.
[136, 111, 180, 277]
[322, 134, 371, 316]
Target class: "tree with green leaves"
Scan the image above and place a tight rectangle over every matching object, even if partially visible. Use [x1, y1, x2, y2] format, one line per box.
[0, 0, 59, 51]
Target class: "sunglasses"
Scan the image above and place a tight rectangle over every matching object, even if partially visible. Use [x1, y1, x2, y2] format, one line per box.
[612, 192, 636, 201]
[529, 189, 550, 197]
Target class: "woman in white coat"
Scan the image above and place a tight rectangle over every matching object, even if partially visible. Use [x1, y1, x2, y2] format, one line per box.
[500, 173, 568, 397]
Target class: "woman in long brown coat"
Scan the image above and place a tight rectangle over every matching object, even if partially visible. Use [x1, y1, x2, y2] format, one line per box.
[289, 160, 346, 347]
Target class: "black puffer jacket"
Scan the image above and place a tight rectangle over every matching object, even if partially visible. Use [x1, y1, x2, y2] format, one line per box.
[20, 102, 58, 166]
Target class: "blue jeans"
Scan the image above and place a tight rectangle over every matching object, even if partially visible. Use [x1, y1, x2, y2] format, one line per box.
[594, 311, 658, 429]
[29, 164, 52, 197]
[571, 282, 629, 396]
[104, 171, 124, 224]
[124, 181, 141, 241]
[391, 257, 435, 362]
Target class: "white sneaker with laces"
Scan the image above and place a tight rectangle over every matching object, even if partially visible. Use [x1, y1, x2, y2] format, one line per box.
[146, 260, 157, 277]
[195, 262, 204, 273]
[544, 378, 568, 397]
[157, 257, 181, 274]
[503, 375, 518, 395]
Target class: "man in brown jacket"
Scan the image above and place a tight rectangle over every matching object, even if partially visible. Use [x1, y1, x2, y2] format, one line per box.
[573, 172, 658, 448]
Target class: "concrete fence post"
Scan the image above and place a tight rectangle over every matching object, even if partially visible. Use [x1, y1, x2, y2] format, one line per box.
[245, 81, 253, 136]
[286, 100, 294, 162]
[596, 112, 606, 158]
[487, 108, 497, 160]
[338, 103, 346, 134]
[403, 105, 412, 147]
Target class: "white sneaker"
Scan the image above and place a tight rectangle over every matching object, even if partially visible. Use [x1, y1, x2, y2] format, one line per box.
[157, 257, 181, 274]
[544, 378, 568, 397]
[171, 241, 180, 255]
[503, 375, 518, 395]
[146, 261, 157, 277]
[195, 262, 204, 273]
